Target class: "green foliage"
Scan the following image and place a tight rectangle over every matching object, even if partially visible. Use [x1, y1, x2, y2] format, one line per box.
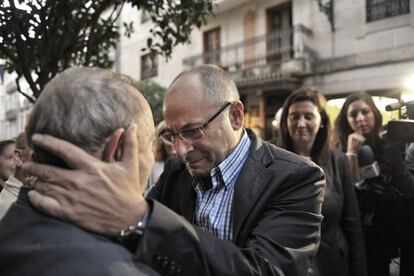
[134, 79, 165, 124]
[0, 0, 213, 102]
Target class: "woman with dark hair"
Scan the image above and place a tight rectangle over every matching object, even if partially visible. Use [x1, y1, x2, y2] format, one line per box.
[279, 87, 366, 276]
[334, 92, 414, 276]
[0, 140, 16, 192]
[334, 92, 383, 184]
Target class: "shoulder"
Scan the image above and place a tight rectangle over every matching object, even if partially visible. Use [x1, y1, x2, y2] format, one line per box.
[255, 139, 323, 174]
[0, 209, 158, 275]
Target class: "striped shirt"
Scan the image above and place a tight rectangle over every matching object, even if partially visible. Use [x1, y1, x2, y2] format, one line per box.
[193, 130, 251, 240]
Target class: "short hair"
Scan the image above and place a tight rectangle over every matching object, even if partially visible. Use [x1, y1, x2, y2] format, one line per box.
[170, 64, 240, 106]
[15, 132, 28, 150]
[279, 86, 331, 164]
[334, 92, 382, 151]
[0, 140, 15, 156]
[26, 67, 153, 167]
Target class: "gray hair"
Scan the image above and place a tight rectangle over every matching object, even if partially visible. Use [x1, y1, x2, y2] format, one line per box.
[26, 67, 153, 167]
[171, 64, 240, 106]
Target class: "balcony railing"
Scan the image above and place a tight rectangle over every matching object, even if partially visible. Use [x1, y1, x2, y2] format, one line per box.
[183, 24, 316, 84]
[366, 0, 410, 22]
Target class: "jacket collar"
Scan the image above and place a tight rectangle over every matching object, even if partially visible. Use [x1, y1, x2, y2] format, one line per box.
[232, 129, 276, 241]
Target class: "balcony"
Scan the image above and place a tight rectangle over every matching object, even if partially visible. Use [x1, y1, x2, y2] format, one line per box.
[366, 0, 410, 22]
[183, 24, 316, 87]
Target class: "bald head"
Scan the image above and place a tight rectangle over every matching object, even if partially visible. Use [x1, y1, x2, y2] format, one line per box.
[26, 67, 154, 168]
[165, 64, 239, 109]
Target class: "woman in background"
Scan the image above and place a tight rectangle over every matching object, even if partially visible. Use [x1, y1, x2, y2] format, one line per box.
[147, 121, 176, 193]
[279, 87, 366, 276]
[0, 140, 16, 192]
[335, 92, 414, 276]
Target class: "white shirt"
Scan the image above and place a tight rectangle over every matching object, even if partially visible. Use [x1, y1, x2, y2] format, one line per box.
[0, 175, 23, 219]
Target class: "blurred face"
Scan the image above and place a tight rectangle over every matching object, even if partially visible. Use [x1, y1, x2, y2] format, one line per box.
[164, 74, 235, 177]
[287, 101, 322, 148]
[0, 144, 16, 182]
[346, 100, 376, 135]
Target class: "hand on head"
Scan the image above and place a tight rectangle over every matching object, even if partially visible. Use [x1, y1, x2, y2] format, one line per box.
[22, 124, 148, 236]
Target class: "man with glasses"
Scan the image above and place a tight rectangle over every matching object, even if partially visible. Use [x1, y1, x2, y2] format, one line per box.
[23, 65, 325, 275]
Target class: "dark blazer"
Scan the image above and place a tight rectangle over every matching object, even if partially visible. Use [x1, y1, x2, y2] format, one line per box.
[137, 129, 325, 276]
[0, 188, 158, 276]
[311, 149, 366, 276]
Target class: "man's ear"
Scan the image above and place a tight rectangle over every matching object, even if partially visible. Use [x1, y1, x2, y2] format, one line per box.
[229, 101, 244, 130]
[103, 128, 125, 162]
[14, 150, 23, 167]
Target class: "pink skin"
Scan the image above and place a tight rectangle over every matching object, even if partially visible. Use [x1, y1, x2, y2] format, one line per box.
[0, 144, 16, 184]
[164, 73, 243, 177]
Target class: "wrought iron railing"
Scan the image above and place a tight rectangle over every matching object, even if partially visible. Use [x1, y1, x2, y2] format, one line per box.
[183, 24, 316, 76]
[366, 0, 410, 22]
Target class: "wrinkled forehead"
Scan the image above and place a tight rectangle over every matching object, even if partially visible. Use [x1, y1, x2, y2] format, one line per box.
[164, 74, 214, 131]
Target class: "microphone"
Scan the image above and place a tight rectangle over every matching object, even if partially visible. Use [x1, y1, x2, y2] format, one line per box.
[385, 100, 414, 111]
[358, 145, 381, 179]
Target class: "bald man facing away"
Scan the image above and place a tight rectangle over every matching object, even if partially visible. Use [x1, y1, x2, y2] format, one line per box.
[0, 68, 157, 276]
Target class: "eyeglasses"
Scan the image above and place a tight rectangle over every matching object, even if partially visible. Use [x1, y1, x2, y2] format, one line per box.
[160, 102, 232, 145]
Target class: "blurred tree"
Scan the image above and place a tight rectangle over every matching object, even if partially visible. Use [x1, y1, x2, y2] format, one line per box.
[134, 79, 165, 124]
[0, 0, 213, 102]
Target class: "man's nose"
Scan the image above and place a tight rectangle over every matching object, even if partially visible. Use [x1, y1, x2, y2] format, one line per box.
[174, 138, 194, 159]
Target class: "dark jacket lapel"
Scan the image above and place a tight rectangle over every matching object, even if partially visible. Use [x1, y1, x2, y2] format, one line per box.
[233, 130, 275, 242]
[177, 172, 196, 222]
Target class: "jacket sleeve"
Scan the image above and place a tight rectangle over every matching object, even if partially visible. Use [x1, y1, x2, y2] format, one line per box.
[338, 152, 368, 276]
[135, 163, 325, 276]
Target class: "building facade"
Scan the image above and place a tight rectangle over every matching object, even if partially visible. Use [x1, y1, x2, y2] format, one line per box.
[2, 0, 411, 141]
[0, 72, 32, 140]
[115, 0, 414, 140]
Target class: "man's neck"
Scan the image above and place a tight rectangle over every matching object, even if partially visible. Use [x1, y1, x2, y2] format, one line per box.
[0, 179, 5, 188]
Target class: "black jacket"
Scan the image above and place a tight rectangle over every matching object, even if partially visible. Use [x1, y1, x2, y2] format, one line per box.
[312, 149, 367, 276]
[0, 188, 157, 276]
[138, 129, 326, 276]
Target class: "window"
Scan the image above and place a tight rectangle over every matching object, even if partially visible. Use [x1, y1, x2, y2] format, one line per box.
[366, 0, 410, 22]
[140, 54, 158, 80]
[203, 27, 221, 64]
[266, 2, 292, 63]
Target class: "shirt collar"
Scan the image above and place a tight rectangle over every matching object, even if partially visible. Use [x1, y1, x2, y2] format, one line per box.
[5, 175, 24, 189]
[194, 129, 251, 190]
